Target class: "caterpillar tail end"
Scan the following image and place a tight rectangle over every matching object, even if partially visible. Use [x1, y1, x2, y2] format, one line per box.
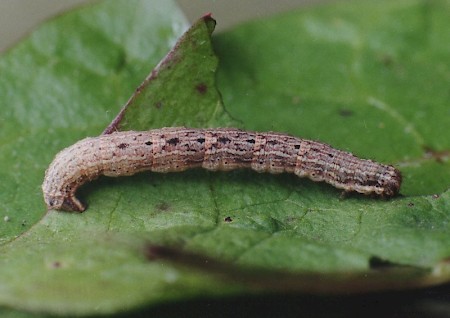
[44, 193, 86, 212]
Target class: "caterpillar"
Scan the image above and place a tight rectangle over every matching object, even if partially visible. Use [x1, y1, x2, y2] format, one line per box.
[42, 127, 402, 212]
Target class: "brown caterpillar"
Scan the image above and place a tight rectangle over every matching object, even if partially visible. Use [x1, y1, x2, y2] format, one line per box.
[42, 127, 402, 212]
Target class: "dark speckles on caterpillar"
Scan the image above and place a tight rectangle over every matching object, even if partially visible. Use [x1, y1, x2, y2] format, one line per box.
[42, 127, 402, 212]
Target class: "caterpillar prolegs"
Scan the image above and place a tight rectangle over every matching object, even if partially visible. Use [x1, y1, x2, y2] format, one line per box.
[42, 127, 402, 212]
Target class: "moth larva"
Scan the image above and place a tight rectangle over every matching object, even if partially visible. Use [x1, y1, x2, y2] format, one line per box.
[42, 127, 402, 212]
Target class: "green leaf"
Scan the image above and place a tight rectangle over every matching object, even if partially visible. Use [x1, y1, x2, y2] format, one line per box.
[0, 0, 449, 316]
[214, 0, 450, 196]
[0, 0, 189, 243]
[0, 0, 240, 315]
[104, 13, 233, 133]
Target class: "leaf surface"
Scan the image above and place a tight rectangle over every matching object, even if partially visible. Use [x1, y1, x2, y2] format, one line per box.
[0, 0, 449, 316]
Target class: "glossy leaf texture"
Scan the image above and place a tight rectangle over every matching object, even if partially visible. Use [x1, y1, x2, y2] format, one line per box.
[0, 0, 449, 316]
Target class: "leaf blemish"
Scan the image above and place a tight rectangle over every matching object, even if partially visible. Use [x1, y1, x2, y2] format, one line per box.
[115, 50, 127, 71]
[155, 101, 163, 109]
[51, 261, 62, 269]
[155, 201, 171, 212]
[195, 83, 207, 95]
[338, 109, 354, 117]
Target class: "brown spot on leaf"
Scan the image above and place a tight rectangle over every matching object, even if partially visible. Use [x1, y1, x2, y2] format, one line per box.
[156, 202, 171, 212]
[379, 54, 394, 67]
[338, 109, 354, 117]
[52, 261, 61, 268]
[195, 83, 207, 95]
[224, 216, 233, 222]
[423, 146, 449, 163]
[155, 101, 163, 109]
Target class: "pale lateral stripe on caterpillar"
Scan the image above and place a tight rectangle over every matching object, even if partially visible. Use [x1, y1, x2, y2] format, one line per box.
[42, 127, 402, 212]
